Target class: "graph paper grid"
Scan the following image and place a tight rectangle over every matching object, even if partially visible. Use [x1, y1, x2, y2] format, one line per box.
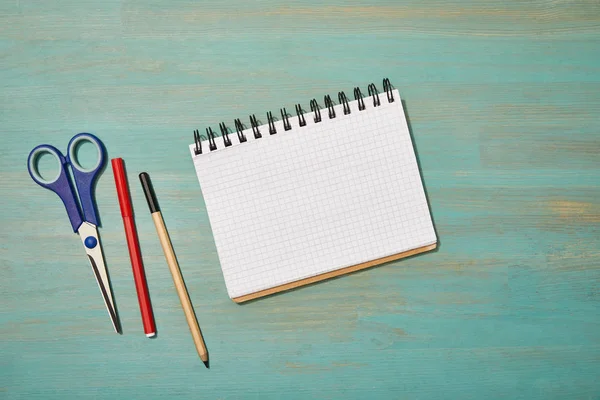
[189, 89, 437, 299]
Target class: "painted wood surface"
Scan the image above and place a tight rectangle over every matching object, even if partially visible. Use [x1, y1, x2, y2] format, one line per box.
[1, 1, 599, 399]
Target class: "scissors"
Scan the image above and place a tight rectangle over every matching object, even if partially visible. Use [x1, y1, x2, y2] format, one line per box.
[27, 133, 120, 333]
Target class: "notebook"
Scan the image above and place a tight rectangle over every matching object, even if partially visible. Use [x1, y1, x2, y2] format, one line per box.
[189, 79, 437, 302]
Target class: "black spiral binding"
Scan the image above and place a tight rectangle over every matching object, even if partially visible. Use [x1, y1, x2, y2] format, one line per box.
[295, 104, 306, 127]
[354, 87, 366, 111]
[219, 122, 232, 147]
[193, 129, 202, 155]
[193, 78, 394, 153]
[249, 114, 262, 138]
[234, 118, 247, 142]
[310, 99, 321, 123]
[383, 78, 394, 103]
[338, 92, 351, 115]
[206, 127, 217, 151]
[267, 111, 277, 135]
[281, 108, 292, 131]
[324, 95, 336, 119]
[368, 83, 381, 107]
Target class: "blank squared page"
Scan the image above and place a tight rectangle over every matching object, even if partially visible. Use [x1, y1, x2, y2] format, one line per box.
[190, 89, 437, 299]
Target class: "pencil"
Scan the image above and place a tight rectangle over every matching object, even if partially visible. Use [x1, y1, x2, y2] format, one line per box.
[139, 172, 209, 367]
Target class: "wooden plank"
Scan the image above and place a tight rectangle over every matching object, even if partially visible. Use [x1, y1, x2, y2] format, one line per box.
[1, 0, 599, 398]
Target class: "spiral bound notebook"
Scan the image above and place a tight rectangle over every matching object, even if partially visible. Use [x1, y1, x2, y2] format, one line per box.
[189, 79, 437, 302]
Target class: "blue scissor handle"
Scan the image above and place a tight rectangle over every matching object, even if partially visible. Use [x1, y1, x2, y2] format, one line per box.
[66, 133, 106, 227]
[27, 144, 84, 232]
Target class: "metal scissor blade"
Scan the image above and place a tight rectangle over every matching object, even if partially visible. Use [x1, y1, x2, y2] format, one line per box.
[78, 222, 121, 333]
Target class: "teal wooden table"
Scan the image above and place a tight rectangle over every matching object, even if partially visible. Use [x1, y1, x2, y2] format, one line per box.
[2, 1, 599, 399]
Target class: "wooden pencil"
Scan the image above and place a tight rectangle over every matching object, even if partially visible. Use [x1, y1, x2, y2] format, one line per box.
[139, 172, 209, 367]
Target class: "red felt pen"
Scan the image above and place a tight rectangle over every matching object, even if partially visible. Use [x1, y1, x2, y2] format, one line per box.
[111, 158, 156, 337]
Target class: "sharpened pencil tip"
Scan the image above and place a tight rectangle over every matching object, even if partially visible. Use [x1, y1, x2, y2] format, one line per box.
[203, 360, 209, 369]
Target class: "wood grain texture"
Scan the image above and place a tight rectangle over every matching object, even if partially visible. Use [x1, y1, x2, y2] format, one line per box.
[1, 0, 599, 399]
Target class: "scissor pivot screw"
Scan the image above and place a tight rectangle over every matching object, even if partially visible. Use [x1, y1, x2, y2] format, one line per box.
[84, 236, 98, 249]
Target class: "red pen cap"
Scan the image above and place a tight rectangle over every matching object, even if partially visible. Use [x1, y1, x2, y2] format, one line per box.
[111, 158, 133, 217]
